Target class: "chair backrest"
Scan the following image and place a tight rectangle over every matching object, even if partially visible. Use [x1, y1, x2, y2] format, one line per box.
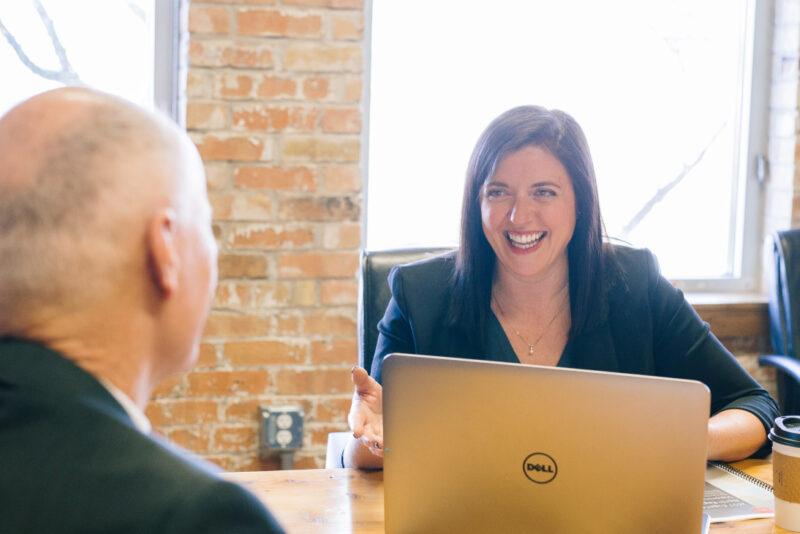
[358, 247, 453, 373]
[769, 229, 800, 359]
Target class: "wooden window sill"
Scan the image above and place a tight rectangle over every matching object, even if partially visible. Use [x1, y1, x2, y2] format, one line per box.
[685, 293, 769, 339]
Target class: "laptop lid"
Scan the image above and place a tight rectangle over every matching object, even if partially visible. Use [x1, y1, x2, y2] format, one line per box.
[382, 353, 710, 534]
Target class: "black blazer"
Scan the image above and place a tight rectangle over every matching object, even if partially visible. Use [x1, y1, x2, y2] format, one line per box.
[371, 246, 779, 442]
[0, 338, 284, 534]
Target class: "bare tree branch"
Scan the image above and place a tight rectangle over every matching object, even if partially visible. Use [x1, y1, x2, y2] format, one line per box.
[33, 0, 81, 84]
[0, 2, 82, 85]
[621, 123, 726, 237]
[127, 1, 146, 21]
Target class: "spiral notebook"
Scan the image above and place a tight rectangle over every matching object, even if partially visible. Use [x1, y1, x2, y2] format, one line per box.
[704, 462, 774, 522]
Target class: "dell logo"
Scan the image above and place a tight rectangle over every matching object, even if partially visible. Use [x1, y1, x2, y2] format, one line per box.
[522, 452, 558, 484]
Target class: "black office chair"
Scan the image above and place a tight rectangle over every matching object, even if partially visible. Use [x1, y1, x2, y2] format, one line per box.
[324, 247, 453, 467]
[358, 247, 453, 374]
[759, 229, 800, 415]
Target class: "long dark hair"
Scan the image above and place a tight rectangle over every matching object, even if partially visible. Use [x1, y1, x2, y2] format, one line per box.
[449, 106, 608, 347]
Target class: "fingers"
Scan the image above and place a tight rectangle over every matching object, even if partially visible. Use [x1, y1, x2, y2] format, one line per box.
[351, 366, 372, 390]
[358, 433, 384, 458]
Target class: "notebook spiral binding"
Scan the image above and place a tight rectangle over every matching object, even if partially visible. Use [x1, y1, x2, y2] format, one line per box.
[710, 461, 773, 492]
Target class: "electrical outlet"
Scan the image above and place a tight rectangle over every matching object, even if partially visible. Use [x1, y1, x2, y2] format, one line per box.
[260, 406, 304, 456]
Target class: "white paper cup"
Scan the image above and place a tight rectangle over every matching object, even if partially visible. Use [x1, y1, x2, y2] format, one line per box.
[770, 416, 800, 532]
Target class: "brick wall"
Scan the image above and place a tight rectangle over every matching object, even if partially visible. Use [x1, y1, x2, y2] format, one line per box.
[145, 0, 365, 471]
[145, 1, 798, 472]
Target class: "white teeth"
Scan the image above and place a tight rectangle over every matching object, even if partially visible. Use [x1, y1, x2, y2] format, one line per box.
[507, 231, 545, 248]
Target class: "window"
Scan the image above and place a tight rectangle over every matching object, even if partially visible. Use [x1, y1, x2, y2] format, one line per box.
[0, 0, 180, 121]
[366, 0, 771, 290]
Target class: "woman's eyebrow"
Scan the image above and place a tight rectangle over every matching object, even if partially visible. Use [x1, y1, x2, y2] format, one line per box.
[530, 181, 562, 188]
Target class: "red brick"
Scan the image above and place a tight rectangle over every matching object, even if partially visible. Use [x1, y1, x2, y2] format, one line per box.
[279, 196, 359, 222]
[251, 281, 294, 307]
[275, 368, 351, 394]
[321, 107, 361, 133]
[278, 251, 358, 278]
[168, 429, 212, 454]
[214, 426, 258, 453]
[257, 76, 297, 98]
[187, 70, 213, 98]
[235, 455, 282, 471]
[205, 455, 235, 471]
[150, 375, 183, 399]
[197, 343, 218, 368]
[281, 0, 363, 7]
[188, 370, 270, 396]
[281, 137, 360, 162]
[205, 0, 276, 4]
[232, 105, 318, 132]
[229, 224, 315, 249]
[146, 400, 219, 426]
[205, 164, 231, 190]
[189, 5, 230, 34]
[237, 9, 322, 37]
[214, 282, 251, 309]
[195, 134, 267, 162]
[332, 0, 363, 8]
[190, 40, 273, 68]
[311, 338, 357, 364]
[331, 12, 363, 40]
[323, 221, 361, 248]
[316, 398, 352, 423]
[218, 253, 268, 278]
[281, 0, 329, 6]
[341, 75, 362, 101]
[320, 279, 357, 305]
[203, 313, 271, 337]
[304, 309, 357, 336]
[225, 400, 261, 423]
[226, 340, 307, 365]
[210, 192, 273, 221]
[235, 166, 316, 192]
[215, 73, 254, 99]
[303, 77, 329, 99]
[321, 164, 360, 192]
[292, 280, 318, 306]
[309, 423, 349, 446]
[284, 44, 361, 72]
[275, 312, 302, 335]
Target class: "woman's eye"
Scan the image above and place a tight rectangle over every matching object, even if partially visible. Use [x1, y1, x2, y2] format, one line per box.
[533, 188, 556, 198]
[484, 188, 508, 199]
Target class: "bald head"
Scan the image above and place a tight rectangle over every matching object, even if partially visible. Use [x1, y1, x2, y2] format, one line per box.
[0, 88, 207, 335]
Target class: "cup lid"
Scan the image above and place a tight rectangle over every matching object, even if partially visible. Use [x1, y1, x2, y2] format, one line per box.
[769, 416, 800, 447]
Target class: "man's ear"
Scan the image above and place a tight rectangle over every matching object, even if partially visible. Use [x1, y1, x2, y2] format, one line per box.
[147, 208, 180, 297]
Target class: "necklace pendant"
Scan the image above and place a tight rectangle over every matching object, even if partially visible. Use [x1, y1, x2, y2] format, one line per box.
[528, 345, 535, 356]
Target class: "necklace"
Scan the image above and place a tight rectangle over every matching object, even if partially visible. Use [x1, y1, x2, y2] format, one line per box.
[492, 294, 568, 357]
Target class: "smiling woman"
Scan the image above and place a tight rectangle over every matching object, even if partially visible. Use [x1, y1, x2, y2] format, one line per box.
[344, 105, 779, 470]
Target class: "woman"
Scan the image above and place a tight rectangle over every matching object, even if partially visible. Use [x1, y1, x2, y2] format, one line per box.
[345, 106, 778, 469]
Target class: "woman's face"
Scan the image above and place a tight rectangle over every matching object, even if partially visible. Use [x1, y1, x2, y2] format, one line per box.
[480, 145, 576, 283]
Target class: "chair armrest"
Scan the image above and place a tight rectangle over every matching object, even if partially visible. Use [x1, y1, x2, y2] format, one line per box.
[325, 432, 351, 469]
[759, 354, 800, 384]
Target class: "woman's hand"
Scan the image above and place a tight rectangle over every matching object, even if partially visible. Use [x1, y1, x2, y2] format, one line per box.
[347, 367, 384, 461]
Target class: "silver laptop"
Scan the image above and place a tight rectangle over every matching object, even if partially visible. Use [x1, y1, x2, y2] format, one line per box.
[382, 353, 710, 534]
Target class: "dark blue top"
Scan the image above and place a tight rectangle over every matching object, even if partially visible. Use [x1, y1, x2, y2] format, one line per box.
[370, 246, 779, 455]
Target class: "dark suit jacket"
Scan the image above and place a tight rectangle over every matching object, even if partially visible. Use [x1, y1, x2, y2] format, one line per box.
[0, 338, 284, 534]
[371, 246, 779, 445]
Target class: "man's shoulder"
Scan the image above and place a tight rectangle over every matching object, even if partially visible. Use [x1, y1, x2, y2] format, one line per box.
[0, 387, 282, 533]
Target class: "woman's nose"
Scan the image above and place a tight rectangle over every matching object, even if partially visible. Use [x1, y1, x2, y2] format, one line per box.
[508, 196, 535, 225]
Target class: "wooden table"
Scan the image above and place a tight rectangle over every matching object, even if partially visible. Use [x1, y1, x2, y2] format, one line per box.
[226, 459, 787, 533]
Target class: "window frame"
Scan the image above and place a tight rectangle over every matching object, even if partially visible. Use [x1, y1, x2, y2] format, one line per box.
[362, 0, 774, 295]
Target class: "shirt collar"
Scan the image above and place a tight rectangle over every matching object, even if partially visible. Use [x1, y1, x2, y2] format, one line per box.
[98, 378, 152, 435]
